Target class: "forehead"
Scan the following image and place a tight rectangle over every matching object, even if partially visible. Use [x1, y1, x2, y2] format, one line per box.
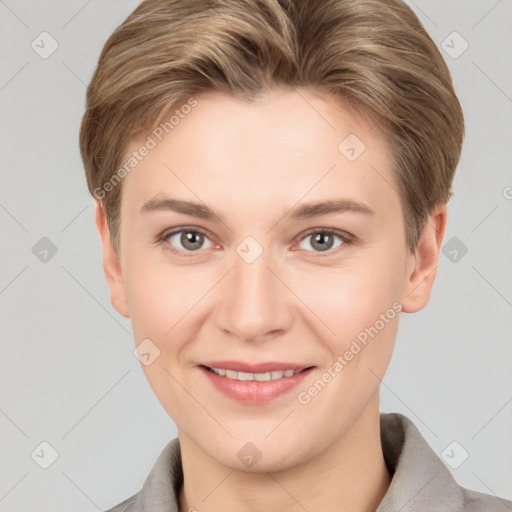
[121, 88, 397, 220]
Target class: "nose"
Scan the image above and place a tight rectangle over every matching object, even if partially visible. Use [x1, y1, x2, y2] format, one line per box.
[213, 248, 294, 342]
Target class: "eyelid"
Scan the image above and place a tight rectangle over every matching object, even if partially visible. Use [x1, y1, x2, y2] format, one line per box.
[296, 227, 353, 243]
[160, 225, 213, 241]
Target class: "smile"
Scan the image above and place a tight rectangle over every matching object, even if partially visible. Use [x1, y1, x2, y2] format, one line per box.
[199, 362, 315, 404]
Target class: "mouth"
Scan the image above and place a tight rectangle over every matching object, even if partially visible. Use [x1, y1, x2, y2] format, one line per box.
[199, 361, 315, 403]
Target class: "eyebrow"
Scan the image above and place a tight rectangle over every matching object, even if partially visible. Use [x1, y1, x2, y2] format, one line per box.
[140, 196, 375, 222]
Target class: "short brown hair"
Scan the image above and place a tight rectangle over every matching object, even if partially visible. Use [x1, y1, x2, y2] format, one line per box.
[79, 0, 464, 254]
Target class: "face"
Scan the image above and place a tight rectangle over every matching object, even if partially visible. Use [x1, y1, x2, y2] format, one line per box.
[97, 87, 445, 472]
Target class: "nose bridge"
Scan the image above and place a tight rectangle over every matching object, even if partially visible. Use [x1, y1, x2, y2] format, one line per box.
[216, 244, 292, 341]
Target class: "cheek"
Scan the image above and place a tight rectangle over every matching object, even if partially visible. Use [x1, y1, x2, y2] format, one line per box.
[287, 252, 404, 344]
[123, 259, 207, 417]
[330, 253, 404, 380]
[125, 247, 405, 357]
[123, 252, 207, 341]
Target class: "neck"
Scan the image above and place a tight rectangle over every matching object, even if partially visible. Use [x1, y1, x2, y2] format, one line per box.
[178, 394, 391, 512]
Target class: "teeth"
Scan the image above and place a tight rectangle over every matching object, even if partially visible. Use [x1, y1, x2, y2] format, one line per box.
[255, 372, 271, 381]
[208, 367, 301, 381]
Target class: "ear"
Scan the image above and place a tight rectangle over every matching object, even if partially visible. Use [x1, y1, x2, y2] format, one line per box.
[94, 200, 130, 318]
[401, 203, 448, 313]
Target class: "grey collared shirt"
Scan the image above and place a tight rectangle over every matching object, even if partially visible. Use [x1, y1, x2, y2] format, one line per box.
[105, 412, 511, 511]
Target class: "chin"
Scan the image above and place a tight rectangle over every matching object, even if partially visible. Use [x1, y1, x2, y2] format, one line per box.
[198, 433, 314, 474]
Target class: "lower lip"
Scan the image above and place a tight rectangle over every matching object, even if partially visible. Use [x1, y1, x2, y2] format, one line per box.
[199, 366, 314, 404]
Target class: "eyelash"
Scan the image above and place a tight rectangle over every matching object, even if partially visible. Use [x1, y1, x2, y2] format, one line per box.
[156, 226, 355, 258]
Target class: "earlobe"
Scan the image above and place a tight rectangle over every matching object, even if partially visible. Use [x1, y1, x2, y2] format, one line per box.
[401, 204, 448, 314]
[94, 200, 130, 318]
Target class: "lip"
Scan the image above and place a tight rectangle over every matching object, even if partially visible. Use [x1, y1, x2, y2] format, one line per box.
[199, 361, 314, 404]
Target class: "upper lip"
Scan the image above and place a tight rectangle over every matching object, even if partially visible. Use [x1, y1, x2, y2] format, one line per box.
[201, 361, 313, 373]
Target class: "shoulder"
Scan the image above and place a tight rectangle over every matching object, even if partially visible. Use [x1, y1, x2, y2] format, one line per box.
[104, 494, 138, 512]
[460, 486, 512, 511]
[102, 437, 182, 512]
[378, 412, 512, 511]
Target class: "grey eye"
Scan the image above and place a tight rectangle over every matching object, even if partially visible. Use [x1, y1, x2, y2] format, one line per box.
[298, 231, 343, 252]
[167, 230, 213, 251]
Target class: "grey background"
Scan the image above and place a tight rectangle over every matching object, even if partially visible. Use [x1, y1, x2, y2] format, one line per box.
[0, 0, 511, 510]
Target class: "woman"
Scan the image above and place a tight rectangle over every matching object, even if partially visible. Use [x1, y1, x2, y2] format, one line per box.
[79, 0, 511, 510]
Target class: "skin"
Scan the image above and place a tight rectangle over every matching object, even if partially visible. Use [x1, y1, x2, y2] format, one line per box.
[95, 87, 447, 512]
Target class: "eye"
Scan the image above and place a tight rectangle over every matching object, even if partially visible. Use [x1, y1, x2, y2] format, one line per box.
[163, 228, 214, 253]
[158, 226, 353, 257]
[297, 229, 351, 253]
